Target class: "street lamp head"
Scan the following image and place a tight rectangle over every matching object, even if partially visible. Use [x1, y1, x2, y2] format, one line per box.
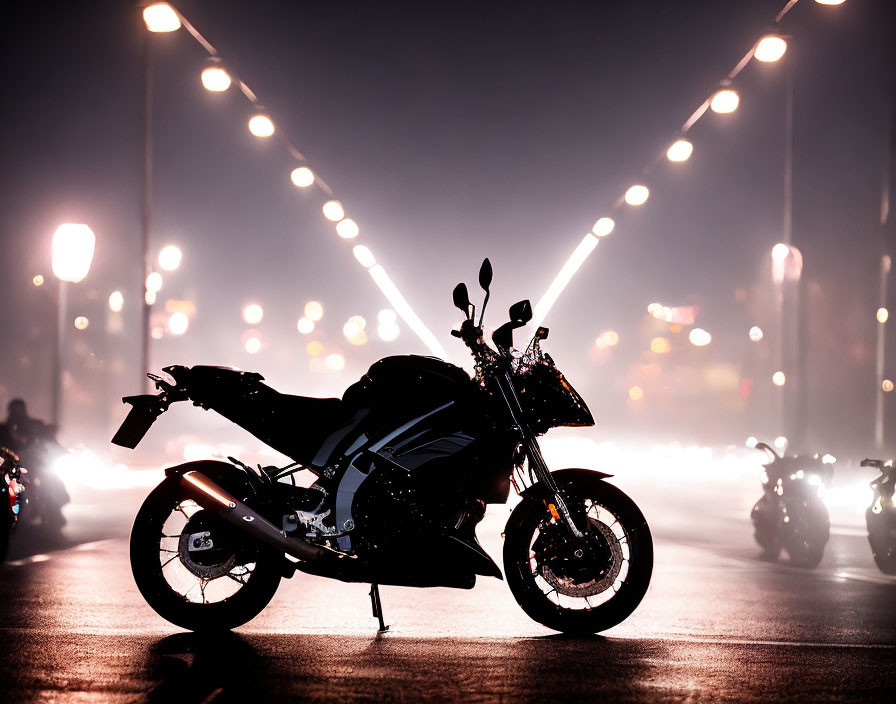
[624, 185, 649, 206]
[710, 88, 739, 114]
[754, 36, 787, 63]
[201, 66, 232, 92]
[52, 224, 95, 283]
[143, 3, 181, 32]
[353, 245, 376, 269]
[248, 114, 275, 137]
[158, 244, 182, 271]
[666, 139, 693, 162]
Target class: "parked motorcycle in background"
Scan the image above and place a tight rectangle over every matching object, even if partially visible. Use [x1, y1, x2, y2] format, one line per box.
[859, 458, 896, 575]
[113, 259, 653, 634]
[750, 442, 832, 568]
[1, 447, 27, 563]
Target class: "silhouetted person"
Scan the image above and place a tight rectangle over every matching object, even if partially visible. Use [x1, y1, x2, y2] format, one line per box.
[0, 399, 68, 531]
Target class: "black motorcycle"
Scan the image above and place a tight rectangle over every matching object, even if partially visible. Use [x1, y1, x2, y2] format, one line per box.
[113, 259, 653, 634]
[1, 446, 27, 563]
[859, 458, 896, 575]
[750, 442, 831, 568]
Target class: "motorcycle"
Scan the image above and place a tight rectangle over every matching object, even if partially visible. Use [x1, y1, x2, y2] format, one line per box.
[750, 442, 831, 568]
[1, 446, 27, 563]
[859, 458, 896, 575]
[112, 259, 653, 634]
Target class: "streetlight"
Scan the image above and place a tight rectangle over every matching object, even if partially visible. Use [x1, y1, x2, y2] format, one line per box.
[51, 224, 96, 428]
[710, 88, 739, 114]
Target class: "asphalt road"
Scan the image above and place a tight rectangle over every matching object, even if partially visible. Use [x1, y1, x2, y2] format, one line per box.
[2, 471, 895, 703]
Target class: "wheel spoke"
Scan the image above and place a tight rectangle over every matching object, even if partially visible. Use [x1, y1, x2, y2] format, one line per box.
[160, 552, 180, 569]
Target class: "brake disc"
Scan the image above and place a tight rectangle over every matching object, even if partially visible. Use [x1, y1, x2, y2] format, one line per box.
[177, 511, 238, 579]
[537, 518, 623, 598]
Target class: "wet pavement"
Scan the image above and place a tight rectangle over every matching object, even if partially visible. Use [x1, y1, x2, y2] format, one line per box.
[1, 469, 895, 702]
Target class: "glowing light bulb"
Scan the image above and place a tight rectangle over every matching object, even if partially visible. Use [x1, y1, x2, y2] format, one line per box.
[710, 89, 739, 114]
[248, 114, 275, 137]
[201, 67, 231, 92]
[304, 301, 324, 321]
[322, 201, 345, 222]
[689, 328, 711, 346]
[52, 224, 95, 283]
[242, 304, 263, 325]
[158, 244, 182, 271]
[666, 139, 693, 162]
[754, 36, 787, 63]
[624, 185, 649, 206]
[336, 218, 360, 239]
[143, 3, 181, 32]
[168, 312, 189, 335]
[290, 167, 314, 188]
[592, 217, 615, 237]
[109, 291, 124, 313]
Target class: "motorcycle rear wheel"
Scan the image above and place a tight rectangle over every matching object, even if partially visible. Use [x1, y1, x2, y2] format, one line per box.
[503, 474, 652, 634]
[867, 508, 896, 575]
[130, 479, 281, 631]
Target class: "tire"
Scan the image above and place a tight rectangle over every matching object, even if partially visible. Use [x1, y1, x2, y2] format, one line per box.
[750, 495, 781, 561]
[504, 473, 653, 634]
[782, 497, 829, 569]
[130, 479, 281, 631]
[867, 508, 896, 575]
[0, 516, 10, 563]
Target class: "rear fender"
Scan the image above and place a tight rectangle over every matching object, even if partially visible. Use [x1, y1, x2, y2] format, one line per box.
[520, 467, 613, 502]
[164, 460, 263, 500]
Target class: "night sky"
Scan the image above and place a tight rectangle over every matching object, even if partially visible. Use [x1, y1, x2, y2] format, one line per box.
[1, 0, 893, 458]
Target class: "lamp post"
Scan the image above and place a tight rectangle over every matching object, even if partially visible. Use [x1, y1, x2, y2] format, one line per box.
[50, 224, 96, 428]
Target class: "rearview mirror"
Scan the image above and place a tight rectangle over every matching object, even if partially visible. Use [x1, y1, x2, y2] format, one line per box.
[452, 283, 471, 317]
[509, 299, 532, 325]
[478, 258, 493, 292]
[492, 322, 515, 351]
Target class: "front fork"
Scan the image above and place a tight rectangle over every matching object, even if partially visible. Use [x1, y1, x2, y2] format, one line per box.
[495, 371, 584, 539]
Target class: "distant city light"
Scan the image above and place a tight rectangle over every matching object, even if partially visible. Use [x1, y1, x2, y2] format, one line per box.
[201, 66, 231, 92]
[304, 301, 324, 321]
[710, 89, 739, 114]
[243, 303, 264, 325]
[877, 307, 889, 323]
[343, 316, 367, 340]
[145, 290, 157, 306]
[774, 436, 788, 450]
[746, 436, 758, 449]
[592, 217, 615, 237]
[688, 328, 711, 346]
[151, 325, 164, 339]
[821, 454, 836, 465]
[646, 302, 662, 315]
[378, 309, 397, 324]
[244, 336, 262, 354]
[73, 316, 89, 331]
[322, 201, 345, 222]
[628, 386, 644, 401]
[754, 36, 787, 63]
[32, 275, 44, 287]
[749, 326, 764, 342]
[772, 371, 786, 387]
[325, 353, 346, 371]
[290, 167, 314, 188]
[109, 291, 124, 313]
[650, 337, 671, 354]
[336, 218, 360, 239]
[297, 317, 315, 334]
[146, 272, 163, 294]
[771, 243, 790, 261]
[158, 244, 182, 271]
[143, 3, 181, 32]
[883, 379, 894, 393]
[347, 331, 368, 346]
[52, 224, 95, 283]
[306, 341, 324, 356]
[248, 114, 275, 137]
[624, 185, 649, 206]
[168, 311, 189, 335]
[666, 139, 693, 162]
[353, 245, 376, 269]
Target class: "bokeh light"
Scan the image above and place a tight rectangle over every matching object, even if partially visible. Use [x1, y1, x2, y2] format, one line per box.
[772, 371, 786, 387]
[883, 379, 894, 393]
[650, 337, 671, 354]
[688, 328, 711, 346]
[304, 301, 324, 321]
[353, 245, 376, 268]
[754, 36, 787, 63]
[710, 89, 739, 114]
[146, 272, 163, 294]
[297, 317, 315, 334]
[248, 114, 275, 137]
[666, 139, 693, 162]
[143, 3, 181, 32]
[201, 66, 231, 92]
[325, 353, 346, 371]
[73, 316, 89, 331]
[244, 336, 262, 354]
[109, 291, 124, 313]
[243, 303, 264, 325]
[624, 185, 649, 206]
[749, 326, 763, 342]
[629, 386, 644, 401]
[32, 274, 44, 287]
[322, 201, 345, 222]
[306, 341, 324, 356]
[592, 217, 615, 237]
[168, 311, 189, 335]
[158, 244, 182, 271]
[290, 167, 314, 188]
[336, 218, 360, 239]
[877, 307, 889, 323]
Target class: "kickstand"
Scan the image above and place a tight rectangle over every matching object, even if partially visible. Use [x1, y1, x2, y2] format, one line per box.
[369, 583, 389, 633]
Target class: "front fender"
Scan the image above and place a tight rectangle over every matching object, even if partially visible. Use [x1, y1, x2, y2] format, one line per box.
[520, 467, 613, 501]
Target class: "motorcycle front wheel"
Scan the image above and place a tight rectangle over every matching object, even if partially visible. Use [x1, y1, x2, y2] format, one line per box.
[782, 497, 829, 569]
[866, 507, 896, 575]
[130, 479, 281, 631]
[503, 473, 653, 634]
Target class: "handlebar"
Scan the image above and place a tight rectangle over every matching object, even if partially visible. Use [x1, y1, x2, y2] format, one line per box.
[753, 442, 780, 461]
[861, 458, 894, 470]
